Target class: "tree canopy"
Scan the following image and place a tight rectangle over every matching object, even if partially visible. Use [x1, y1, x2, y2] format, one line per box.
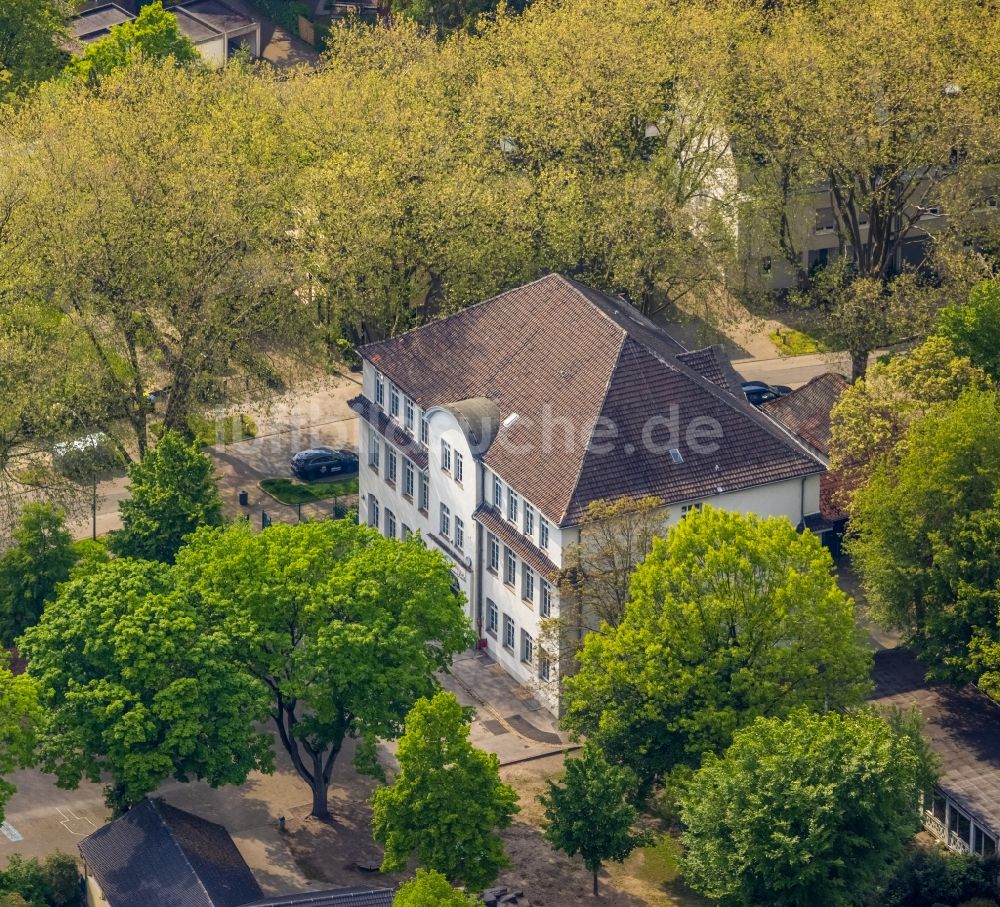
[0, 657, 39, 824]
[849, 389, 1000, 689]
[177, 520, 476, 819]
[19, 558, 272, 814]
[372, 691, 519, 891]
[936, 280, 1000, 382]
[561, 506, 871, 791]
[680, 708, 937, 907]
[540, 743, 650, 896]
[64, 2, 197, 84]
[110, 431, 222, 563]
[392, 870, 479, 907]
[0, 0, 68, 101]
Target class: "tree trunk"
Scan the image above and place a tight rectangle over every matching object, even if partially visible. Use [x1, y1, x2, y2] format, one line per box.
[850, 348, 869, 383]
[310, 775, 331, 821]
[593, 869, 600, 897]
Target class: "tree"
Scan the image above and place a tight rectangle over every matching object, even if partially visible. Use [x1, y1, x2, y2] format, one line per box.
[561, 506, 871, 793]
[680, 708, 936, 907]
[936, 280, 1000, 382]
[848, 390, 1000, 687]
[540, 743, 650, 896]
[0, 504, 76, 645]
[18, 558, 272, 815]
[0, 0, 69, 101]
[176, 520, 476, 820]
[722, 0, 999, 377]
[372, 692, 518, 891]
[0, 853, 81, 907]
[64, 2, 197, 83]
[110, 431, 222, 563]
[1, 60, 306, 455]
[828, 336, 991, 500]
[391, 0, 494, 39]
[0, 656, 38, 824]
[393, 870, 480, 907]
[550, 497, 668, 658]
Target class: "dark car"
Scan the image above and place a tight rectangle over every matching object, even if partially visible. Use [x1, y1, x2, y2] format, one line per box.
[741, 380, 792, 406]
[290, 447, 358, 481]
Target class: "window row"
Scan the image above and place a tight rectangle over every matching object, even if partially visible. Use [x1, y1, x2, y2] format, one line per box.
[486, 599, 552, 681]
[490, 473, 549, 550]
[438, 504, 465, 551]
[367, 495, 413, 541]
[368, 428, 429, 512]
[485, 532, 553, 615]
[374, 372, 428, 445]
[440, 440, 464, 485]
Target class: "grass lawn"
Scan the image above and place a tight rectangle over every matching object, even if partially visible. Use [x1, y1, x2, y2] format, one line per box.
[769, 327, 828, 356]
[259, 475, 359, 505]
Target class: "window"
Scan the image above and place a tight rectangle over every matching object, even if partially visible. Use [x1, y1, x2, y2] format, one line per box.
[487, 599, 498, 636]
[455, 452, 464, 484]
[503, 614, 515, 650]
[368, 495, 379, 528]
[418, 472, 429, 512]
[975, 826, 997, 857]
[441, 440, 452, 473]
[386, 445, 397, 484]
[420, 415, 429, 446]
[681, 502, 702, 517]
[401, 523, 412, 540]
[538, 651, 551, 682]
[374, 373, 385, 407]
[522, 564, 535, 602]
[493, 476, 503, 508]
[403, 458, 414, 498]
[487, 533, 500, 573]
[390, 384, 400, 418]
[404, 397, 414, 432]
[368, 427, 380, 471]
[385, 509, 396, 539]
[507, 489, 519, 523]
[504, 547, 516, 586]
[440, 503, 451, 538]
[520, 630, 534, 664]
[523, 503, 534, 536]
[540, 579, 552, 617]
[454, 516, 464, 551]
[539, 517, 549, 550]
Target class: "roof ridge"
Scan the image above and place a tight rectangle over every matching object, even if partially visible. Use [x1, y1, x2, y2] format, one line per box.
[154, 800, 221, 907]
[356, 272, 563, 357]
[559, 332, 629, 525]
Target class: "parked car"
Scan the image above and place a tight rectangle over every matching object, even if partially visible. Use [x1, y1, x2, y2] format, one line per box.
[290, 447, 358, 481]
[741, 380, 792, 406]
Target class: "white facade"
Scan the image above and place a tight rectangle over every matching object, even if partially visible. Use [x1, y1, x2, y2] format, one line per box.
[355, 359, 825, 716]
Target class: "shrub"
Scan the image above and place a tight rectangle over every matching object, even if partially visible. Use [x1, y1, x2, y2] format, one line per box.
[879, 846, 1000, 907]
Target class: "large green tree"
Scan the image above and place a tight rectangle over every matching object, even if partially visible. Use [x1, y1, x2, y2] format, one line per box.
[0, 656, 39, 824]
[849, 389, 1000, 688]
[372, 691, 519, 891]
[110, 431, 222, 563]
[561, 506, 871, 792]
[19, 558, 272, 814]
[828, 336, 991, 501]
[1, 60, 305, 455]
[680, 709, 936, 907]
[722, 0, 999, 378]
[65, 2, 197, 84]
[540, 743, 650, 897]
[936, 280, 1000, 382]
[0, 0, 68, 101]
[177, 520, 476, 820]
[0, 504, 76, 645]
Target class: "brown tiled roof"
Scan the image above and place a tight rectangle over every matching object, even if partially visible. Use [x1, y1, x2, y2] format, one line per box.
[360, 274, 823, 526]
[761, 372, 849, 459]
[675, 346, 742, 395]
[474, 504, 559, 580]
[349, 395, 428, 470]
[871, 649, 1000, 837]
